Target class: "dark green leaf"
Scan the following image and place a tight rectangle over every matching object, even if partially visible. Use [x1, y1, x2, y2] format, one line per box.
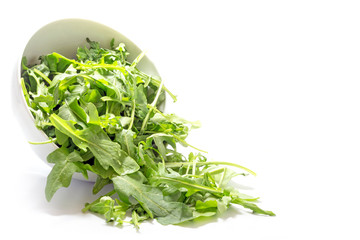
[50, 114, 139, 175]
[92, 176, 111, 195]
[113, 175, 194, 225]
[45, 160, 79, 201]
[68, 99, 88, 123]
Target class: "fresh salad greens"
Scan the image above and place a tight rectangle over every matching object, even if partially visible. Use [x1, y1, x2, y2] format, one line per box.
[21, 38, 275, 228]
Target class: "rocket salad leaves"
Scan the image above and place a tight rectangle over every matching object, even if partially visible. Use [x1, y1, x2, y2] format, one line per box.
[21, 38, 275, 228]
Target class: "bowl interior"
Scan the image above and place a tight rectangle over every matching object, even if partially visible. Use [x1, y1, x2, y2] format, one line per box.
[22, 18, 159, 74]
[18, 18, 161, 181]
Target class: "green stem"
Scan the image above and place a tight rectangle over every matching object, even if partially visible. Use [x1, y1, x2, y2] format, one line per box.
[28, 138, 56, 145]
[33, 68, 52, 85]
[53, 52, 127, 75]
[136, 71, 177, 102]
[165, 161, 256, 176]
[146, 146, 165, 166]
[218, 168, 227, 187]
[21, 78, 30, 105]
[139, 78, 164, 134]
[80, 64, 127, 75]
[169, 133, 208, 153]
[128, 99, 136, 130]
[154, 176, 223, 194]
[131, 51, 146, 68]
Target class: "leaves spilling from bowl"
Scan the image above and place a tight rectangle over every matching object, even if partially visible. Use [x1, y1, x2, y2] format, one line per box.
[20, 37, 275, 228]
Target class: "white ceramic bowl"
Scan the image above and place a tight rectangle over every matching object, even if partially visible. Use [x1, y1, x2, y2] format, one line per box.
[15, 18, 160, 181]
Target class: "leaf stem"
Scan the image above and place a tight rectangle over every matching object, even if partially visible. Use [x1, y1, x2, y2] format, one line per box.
[218, 167, 227, 187]
[154, 176, 223, 194]
[136, 71, 177, 102]
[168, 133, 208, 153]
[52, 52, 128, 75]
[28, 138, 56, 145]
[33, 68, 52, 85]
[165, 161, 256, 176]
[139, 78, 164, 134]
[128, 99, 136, 130]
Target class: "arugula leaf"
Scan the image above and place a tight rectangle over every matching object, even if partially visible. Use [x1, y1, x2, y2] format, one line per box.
[146, 133, 176, 161]
[115, 129, 137, 159]
[113, 175, 194, 225]
[45, 147, 83, 201]
[49, 114, 139, 175]
[45, 161, 79, 201]
[92, 176, 111, 195]
[77, 38, 103, 62]
[151, 174, 223, 197]
[87, 196, 128, 223]
[231, 197, 276, 216]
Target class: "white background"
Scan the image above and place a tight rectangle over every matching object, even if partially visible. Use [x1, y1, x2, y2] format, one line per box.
[1, 0, 360, 239]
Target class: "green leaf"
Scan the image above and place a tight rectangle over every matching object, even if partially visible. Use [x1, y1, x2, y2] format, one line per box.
[57, 58, 72, 72]
[147, 133, 176, 161]
[92, 176, 111, 195]
[55, 128, 69, 146]
[43, 54, 58, 72]
[68, 98, 88, 123]
[86, 102, 100, 125]
[207, 167, 242, 188]
[81, 127, 140, 175]
[195, 199, 218, 210]
[231, 198, 276, 216]
[45, 160, 79, 201]
[134, 84, 148, 118]
[49, 114, 88, 151]
[66, 150, 84, 162]
[115, 129, 137, 159]
[216, 196, 232, 214]
[151, 175, 223, 197]
[87, 196, 128, 223]
[47, 147, 69, 164]
[83, 89, 103, 105]
[49, 113, 139, 176]
[112, 175, 194, 225]
[77, 38, 103, 62]
[81, 159, 116, 179]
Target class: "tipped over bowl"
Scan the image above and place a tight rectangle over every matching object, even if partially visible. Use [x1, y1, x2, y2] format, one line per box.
[16, 18, 161, 181]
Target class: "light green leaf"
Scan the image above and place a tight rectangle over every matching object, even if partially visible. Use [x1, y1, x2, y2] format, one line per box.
[115, 129, 137, 159]
[231, 198, 276, 216]
[87, 196, 128, 223]
[86, 102, 100, 125]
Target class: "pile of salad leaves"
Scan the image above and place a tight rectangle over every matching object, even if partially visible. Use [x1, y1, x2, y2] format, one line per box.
[21, 38, 275, 228]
